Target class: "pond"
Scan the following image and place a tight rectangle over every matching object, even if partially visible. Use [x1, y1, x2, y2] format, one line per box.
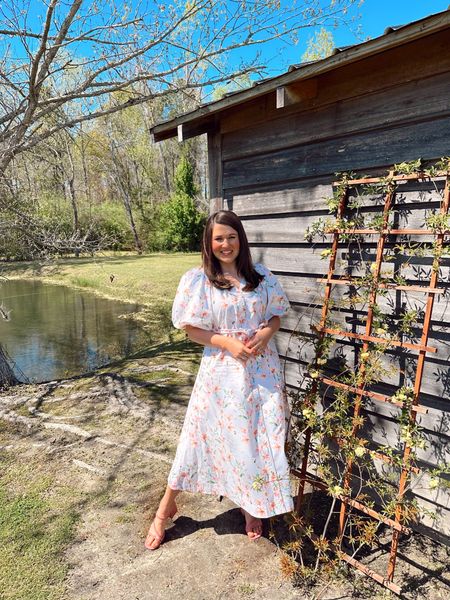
[0, 279, 151, 383]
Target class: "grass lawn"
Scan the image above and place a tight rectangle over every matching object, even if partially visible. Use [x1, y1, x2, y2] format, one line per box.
[0, 252, 201, 307]
[0, 252, 200, 599]
[0, 423, 81, 600]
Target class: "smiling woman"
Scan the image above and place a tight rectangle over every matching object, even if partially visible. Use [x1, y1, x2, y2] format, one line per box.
[145, 210, 294, 550]
[211, 224, 240, 268]
[201, 210, 264, 293]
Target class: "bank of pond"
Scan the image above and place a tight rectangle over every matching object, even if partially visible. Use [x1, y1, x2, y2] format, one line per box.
[0, 279, 151, 382]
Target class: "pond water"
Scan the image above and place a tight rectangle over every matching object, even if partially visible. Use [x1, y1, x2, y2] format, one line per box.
[0, 279, 150, 383]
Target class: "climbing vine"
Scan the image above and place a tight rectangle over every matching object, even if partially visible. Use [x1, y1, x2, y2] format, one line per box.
[274, 157, 450, 591]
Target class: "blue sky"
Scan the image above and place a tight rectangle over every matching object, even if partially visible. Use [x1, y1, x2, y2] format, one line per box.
[2, 1, 448, 99]
[260, 0, 449, 75]
[337, 0, 448, 44]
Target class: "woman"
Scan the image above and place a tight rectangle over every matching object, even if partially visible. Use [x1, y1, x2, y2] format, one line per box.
[145, 210, 293, 550]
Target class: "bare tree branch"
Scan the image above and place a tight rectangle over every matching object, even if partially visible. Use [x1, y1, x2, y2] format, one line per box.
[0, 0, 361, 174]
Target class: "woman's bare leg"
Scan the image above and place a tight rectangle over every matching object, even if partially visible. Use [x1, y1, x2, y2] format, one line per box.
[158, 485, 180, 515]
[145, 486, 181, 550]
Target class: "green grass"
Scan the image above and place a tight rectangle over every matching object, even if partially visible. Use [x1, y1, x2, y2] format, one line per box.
[0, 252, 201, 307]
[238, 583, 256, 597]
[0, 453, 81, 600]
[0, 253, 203, 597]
[69, 275, 99, 288]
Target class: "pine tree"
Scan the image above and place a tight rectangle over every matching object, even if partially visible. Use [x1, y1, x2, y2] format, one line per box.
[174, 156, 198, 198]
[158, 155, 206, 251]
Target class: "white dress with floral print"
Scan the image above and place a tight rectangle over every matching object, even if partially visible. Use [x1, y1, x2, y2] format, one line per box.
[168, 263, 294, 518]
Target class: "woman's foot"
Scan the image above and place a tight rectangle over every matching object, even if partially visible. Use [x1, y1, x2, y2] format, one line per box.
[240, 508, 262, 540]
[145, 503, 177, 550]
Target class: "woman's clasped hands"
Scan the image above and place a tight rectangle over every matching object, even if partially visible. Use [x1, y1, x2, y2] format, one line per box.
[247, 327, 273, 356]
[224, 337, 254, 365]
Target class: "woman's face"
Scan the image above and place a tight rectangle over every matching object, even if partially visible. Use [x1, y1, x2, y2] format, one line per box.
[211, 223, 240, 270]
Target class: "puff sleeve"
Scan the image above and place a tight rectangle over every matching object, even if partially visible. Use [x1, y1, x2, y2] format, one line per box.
[172, 267, 214, 331]
[256, 263, 290, 321]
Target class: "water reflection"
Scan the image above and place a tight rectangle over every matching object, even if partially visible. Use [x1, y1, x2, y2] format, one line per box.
[0, 280, 150, 382]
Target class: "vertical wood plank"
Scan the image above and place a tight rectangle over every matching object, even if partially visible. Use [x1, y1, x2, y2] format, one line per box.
[207, 129, 223, 214]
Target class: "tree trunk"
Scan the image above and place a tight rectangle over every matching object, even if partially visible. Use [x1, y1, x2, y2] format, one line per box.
[105, 126, 143, 255]
[79, 124, 92, 205]
[158, 143, 171, 196]
[0, 344, 19, 389]
[63, 136, 80, 257]
[141, 100, 170, 196]
[122, 186, 143, 255]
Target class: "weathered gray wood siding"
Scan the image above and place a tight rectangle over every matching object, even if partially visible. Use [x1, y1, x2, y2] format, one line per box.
[218, 42, 450, 539]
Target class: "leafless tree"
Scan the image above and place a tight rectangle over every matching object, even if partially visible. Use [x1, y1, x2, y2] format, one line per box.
[0, 0, 360, 384]
[0, 0, 360, 174]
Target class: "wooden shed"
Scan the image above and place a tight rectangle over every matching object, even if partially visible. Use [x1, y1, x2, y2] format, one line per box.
[152, 8, 450, 542]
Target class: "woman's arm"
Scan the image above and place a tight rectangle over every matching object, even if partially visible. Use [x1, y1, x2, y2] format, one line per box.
[184, 325, 254, 365]
[246, 316, 281, 354]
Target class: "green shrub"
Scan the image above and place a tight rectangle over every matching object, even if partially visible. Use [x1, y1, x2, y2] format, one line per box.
[154, 155, 206, 251]
[157, 192, 206, 251]
[87, 202, 135, 250]
[174, 155, 198, 198]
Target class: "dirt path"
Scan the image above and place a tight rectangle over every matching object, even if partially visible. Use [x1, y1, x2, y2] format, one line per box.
[0, 357, 305, 600]
[1, 355, 449, 600]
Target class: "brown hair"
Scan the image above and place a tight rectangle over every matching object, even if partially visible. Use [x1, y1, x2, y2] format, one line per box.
[202, 210, 264, 291]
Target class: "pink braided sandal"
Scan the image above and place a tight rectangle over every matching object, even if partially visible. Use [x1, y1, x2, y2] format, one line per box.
[145, 507, 177, 550]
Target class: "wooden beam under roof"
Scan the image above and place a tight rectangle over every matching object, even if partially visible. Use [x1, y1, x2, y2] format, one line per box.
[276, 79, 318, 109]
[152, 115, 217, 143]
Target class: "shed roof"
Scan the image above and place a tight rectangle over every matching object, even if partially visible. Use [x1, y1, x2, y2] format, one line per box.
[151, 7, 450, 143]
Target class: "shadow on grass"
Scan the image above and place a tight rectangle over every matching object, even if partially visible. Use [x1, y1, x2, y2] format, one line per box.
[102, 336, 202, 410]
[106, 334, 201, 368]
[29, 336, 201, 417]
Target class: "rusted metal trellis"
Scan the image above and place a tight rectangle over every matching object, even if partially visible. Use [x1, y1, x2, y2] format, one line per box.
[293, 169, 450, 595]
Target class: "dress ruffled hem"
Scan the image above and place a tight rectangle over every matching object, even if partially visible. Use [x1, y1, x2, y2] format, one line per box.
[167, 479, 294, 519]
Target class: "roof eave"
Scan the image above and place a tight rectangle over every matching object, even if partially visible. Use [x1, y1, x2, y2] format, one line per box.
[151, 9, 450, 142]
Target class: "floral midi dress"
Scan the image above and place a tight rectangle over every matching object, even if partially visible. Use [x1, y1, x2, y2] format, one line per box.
[168, 263, 294, 518]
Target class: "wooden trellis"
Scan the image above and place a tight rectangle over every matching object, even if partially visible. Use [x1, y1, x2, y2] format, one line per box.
[293, 169, 450, 595]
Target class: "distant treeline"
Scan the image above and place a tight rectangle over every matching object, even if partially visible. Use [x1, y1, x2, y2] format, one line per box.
[1, 94, 207, 260]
